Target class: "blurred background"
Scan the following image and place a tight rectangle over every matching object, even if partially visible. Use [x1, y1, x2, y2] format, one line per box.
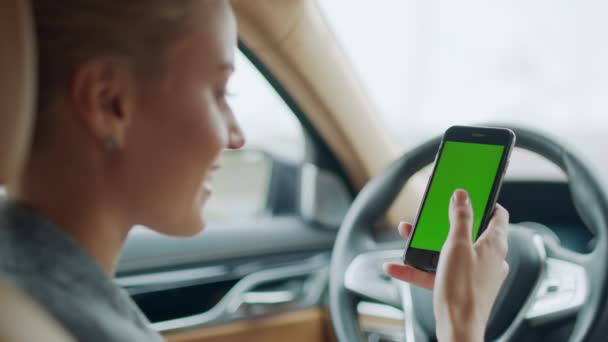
[5, 1, 607, 223]
[207, 0, 608, 221]
[319, 0, 607, 178]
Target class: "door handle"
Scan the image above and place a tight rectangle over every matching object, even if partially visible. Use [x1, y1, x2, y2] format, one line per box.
[241, 289, 298, 305]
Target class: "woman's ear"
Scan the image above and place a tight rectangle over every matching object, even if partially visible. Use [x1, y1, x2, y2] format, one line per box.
[68, 57, 134, 152]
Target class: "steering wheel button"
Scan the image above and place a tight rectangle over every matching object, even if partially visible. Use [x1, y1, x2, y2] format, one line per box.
[536, 278, 561, 298]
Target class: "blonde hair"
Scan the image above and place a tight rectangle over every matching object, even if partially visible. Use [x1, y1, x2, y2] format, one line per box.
[32, 0, 193, 146]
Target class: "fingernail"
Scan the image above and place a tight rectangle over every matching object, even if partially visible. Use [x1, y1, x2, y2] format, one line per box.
[452, 189, 469, 205]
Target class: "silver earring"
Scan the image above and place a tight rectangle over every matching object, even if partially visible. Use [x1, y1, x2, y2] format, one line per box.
[103, 136, 117, 152]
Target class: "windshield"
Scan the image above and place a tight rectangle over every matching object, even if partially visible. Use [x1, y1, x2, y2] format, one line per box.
[320, 1, 607, 177]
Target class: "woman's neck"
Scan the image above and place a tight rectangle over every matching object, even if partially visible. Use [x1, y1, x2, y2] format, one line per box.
[8, 146, 130, 275]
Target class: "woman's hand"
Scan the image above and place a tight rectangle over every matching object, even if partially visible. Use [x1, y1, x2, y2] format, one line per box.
[384, 189, 510, 342]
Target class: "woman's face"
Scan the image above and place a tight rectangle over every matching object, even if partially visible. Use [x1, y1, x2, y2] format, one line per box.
[122, 0, 244, 236]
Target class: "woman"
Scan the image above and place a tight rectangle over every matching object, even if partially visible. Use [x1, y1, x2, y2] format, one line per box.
[2, 0, 243, 341]
[0, 0, 509, 341]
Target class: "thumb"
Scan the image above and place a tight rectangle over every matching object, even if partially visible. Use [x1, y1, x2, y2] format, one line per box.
[447, 189, 474, 244]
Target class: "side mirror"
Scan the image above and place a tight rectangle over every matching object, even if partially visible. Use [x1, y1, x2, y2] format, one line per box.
[262, 152, 352, 229]
[208, 149, 352, 230]
[205, 149, 273, 220]
[298, 163, 352, 229]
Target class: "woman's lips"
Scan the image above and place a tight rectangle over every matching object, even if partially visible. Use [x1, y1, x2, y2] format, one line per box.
[202, 180, 213, 193]
[202, 165, 221, 193]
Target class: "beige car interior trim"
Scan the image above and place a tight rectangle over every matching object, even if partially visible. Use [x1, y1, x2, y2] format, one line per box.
[232, 0, 426, 223]
[0, 0, 35, 185]
[164, 308, 336, 342]
[0, 281, 74, 342]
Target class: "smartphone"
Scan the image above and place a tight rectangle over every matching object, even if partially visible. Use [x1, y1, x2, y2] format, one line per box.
[403, 126, 515, 272]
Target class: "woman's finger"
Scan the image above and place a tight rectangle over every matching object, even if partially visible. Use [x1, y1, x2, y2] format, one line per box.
[398, 222, 413, 239]
[475, 204, 510, 258]
[447, 189, 474, 244]
[384, 263, 435, 290]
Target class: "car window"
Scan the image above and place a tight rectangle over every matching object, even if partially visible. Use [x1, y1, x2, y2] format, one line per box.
[228, 52, 305, 163]
[320, 0, 607, 178]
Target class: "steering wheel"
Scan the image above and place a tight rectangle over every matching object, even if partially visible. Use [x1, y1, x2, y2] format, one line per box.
[329, 126, 608, 341]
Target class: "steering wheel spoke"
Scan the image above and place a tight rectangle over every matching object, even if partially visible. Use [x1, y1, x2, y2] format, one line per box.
[344, 249, 403, 308]
[525, 258, 588, 325]
[525, 235, 590, 326]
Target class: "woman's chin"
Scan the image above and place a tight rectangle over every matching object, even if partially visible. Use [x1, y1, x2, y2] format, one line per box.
[179, 216, 207, 237]
[147, 193, 210, 237]
[149, 214, 206, 237]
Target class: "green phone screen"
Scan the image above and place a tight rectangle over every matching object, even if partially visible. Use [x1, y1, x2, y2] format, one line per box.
[410, 141, 505, 252]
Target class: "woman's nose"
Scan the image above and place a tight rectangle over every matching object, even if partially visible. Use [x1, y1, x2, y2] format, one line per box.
[227, 120, 245, 150]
